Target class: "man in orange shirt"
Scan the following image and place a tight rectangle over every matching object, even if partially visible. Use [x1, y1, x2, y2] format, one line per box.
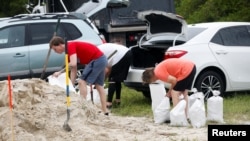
[142, 58, 196, 116]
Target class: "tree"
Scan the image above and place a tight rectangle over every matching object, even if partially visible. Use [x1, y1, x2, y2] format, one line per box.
[0, 0, 28, 17]
[175, 0, 250, 24]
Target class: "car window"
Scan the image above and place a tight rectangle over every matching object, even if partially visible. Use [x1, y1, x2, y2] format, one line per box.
[187, 27, 206, 41]
[29, 23, 82, 45]
[211, 26, 250, 46]
[30, 23, 56, 45]
[76, 21, 103, 45]
[62, 23, 82, 39]
[0, 25, 25, 48]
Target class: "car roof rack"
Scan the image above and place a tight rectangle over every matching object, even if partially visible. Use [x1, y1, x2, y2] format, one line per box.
[7, 12, 88, 22]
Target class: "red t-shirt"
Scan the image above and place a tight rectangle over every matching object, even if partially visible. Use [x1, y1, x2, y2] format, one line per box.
[154, 58, 194, 82]
[67, 41, 103, 64]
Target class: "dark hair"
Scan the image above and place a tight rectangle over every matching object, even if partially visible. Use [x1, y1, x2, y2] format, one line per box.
[142, 67, 155, 84]
[49, 36, 65, 48]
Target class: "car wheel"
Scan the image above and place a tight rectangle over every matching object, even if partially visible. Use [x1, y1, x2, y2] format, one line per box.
[194, 70, 225, 100]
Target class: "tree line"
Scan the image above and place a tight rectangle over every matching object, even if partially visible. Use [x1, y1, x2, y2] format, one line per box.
[1, 0, 250, 24]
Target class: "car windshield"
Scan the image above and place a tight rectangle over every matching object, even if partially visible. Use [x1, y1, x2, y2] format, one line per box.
[187, 27, 207, 41]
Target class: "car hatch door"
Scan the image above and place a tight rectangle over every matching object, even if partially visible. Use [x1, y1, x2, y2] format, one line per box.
[137, 10, 187, 42]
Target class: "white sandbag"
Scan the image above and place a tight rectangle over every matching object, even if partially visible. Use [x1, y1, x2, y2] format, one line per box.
[78, 85, 108, 104]
[188, 92, 204, 109]
[153, 96, 170, 124]
[188, 98, 206, 128]
[188, 91, 205, 118]
[207, 90, 224, 123]
[149, 83, 166, 111]
[48, 73, 76, 93]
[170, 99, 189, 126]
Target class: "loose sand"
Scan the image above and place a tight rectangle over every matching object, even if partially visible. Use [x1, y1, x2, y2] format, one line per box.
[0, 78, 207, 141]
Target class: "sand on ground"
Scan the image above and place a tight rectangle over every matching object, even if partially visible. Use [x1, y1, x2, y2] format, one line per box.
[0, 78, 207, 141]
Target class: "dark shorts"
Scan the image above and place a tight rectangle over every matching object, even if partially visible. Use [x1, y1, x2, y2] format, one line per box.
[173, 65, 196, 91]
[81, 55, 107, 86]
[109, 50, 132, 82]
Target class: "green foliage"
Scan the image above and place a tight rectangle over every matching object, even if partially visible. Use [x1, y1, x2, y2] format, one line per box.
[175, 0, 250, 24]
[0, 0, 28, 17]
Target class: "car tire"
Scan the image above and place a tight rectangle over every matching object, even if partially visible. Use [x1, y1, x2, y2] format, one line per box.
[194, 70, 225, 100]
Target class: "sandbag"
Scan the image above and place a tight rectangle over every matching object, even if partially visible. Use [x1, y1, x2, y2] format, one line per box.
[153, 96, 170, 124]
[85, 85, 108, 104]
[149, 83, 166, 111]
[207, 90, 224, 123]
[48, 73, 76, 93]
[188, 92, 204, 109]
[170, 99, 189, 127]
[189, 98, 206, 128]
[188, 91, 205, 118]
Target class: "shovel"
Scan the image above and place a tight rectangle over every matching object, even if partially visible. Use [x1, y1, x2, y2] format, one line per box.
[40, 18, 61, 80]
[62, 38, 72, 132]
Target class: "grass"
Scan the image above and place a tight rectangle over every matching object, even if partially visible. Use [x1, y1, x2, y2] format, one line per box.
[110, 84, 250, 124]
[223, 92, 250, 123]
[110, 86, 152, 117]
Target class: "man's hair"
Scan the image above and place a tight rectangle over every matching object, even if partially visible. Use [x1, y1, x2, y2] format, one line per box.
[142, 67, 155, 84]
[49, 36, 65, 48]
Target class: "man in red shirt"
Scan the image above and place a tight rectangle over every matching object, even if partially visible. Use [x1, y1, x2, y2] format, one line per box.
[50, 36, 108, 115]
[142, 58, 196, 117]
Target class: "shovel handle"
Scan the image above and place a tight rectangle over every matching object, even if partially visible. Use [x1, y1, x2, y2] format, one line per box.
[40, 18, 61, 79]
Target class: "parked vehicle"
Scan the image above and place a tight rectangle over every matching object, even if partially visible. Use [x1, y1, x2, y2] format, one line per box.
[0, 12, 105, 81]
[124, 10, 250, 99]
[28, 0, 175, 47]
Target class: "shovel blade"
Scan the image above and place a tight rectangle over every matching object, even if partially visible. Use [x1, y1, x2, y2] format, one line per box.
[63, 109, 72, 132]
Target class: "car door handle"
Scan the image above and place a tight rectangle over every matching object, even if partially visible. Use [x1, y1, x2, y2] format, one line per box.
[215, 50, 228, 55]
[14, 53, 25, 57]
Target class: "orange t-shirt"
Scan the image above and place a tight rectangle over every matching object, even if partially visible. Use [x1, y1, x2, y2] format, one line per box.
[154, 58, 194, 82]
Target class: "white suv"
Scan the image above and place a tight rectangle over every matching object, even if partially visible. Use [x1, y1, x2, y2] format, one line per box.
[0, 12, 105, 80]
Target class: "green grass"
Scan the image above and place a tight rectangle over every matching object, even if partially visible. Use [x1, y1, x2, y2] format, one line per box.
[110, 86, 152, 117]
[110, 84, 250, 124]
[223, 93, 250, 123]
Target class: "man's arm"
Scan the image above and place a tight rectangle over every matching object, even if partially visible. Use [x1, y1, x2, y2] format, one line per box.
[166, 75, 177, 97]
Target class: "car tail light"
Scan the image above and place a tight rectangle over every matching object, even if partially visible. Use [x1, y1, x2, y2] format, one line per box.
[129, 35, 138, 41]
[164, 50, 187, 59]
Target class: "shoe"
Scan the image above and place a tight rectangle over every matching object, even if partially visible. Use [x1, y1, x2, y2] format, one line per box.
[116, 101, 121, 106]
[98, 111, 109, 116]
[106, 105, 112, 110]
[114, 99, 121, 106]
[113, 101, 120, 108]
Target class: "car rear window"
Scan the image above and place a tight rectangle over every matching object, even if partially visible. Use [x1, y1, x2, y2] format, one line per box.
[187, 27, 206, 40]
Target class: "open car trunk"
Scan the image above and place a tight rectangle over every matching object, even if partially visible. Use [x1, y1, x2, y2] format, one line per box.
[130, 10, 188, 69]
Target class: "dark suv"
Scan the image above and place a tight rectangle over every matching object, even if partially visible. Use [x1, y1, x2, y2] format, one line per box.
[0, 12, 104, 80]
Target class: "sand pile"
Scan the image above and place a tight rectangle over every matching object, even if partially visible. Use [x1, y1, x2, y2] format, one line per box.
[0, 78, 207, 141]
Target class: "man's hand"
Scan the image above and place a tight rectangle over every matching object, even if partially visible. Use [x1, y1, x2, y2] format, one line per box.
[166, 91, 172, 98]
[53, 71, 61, 77]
